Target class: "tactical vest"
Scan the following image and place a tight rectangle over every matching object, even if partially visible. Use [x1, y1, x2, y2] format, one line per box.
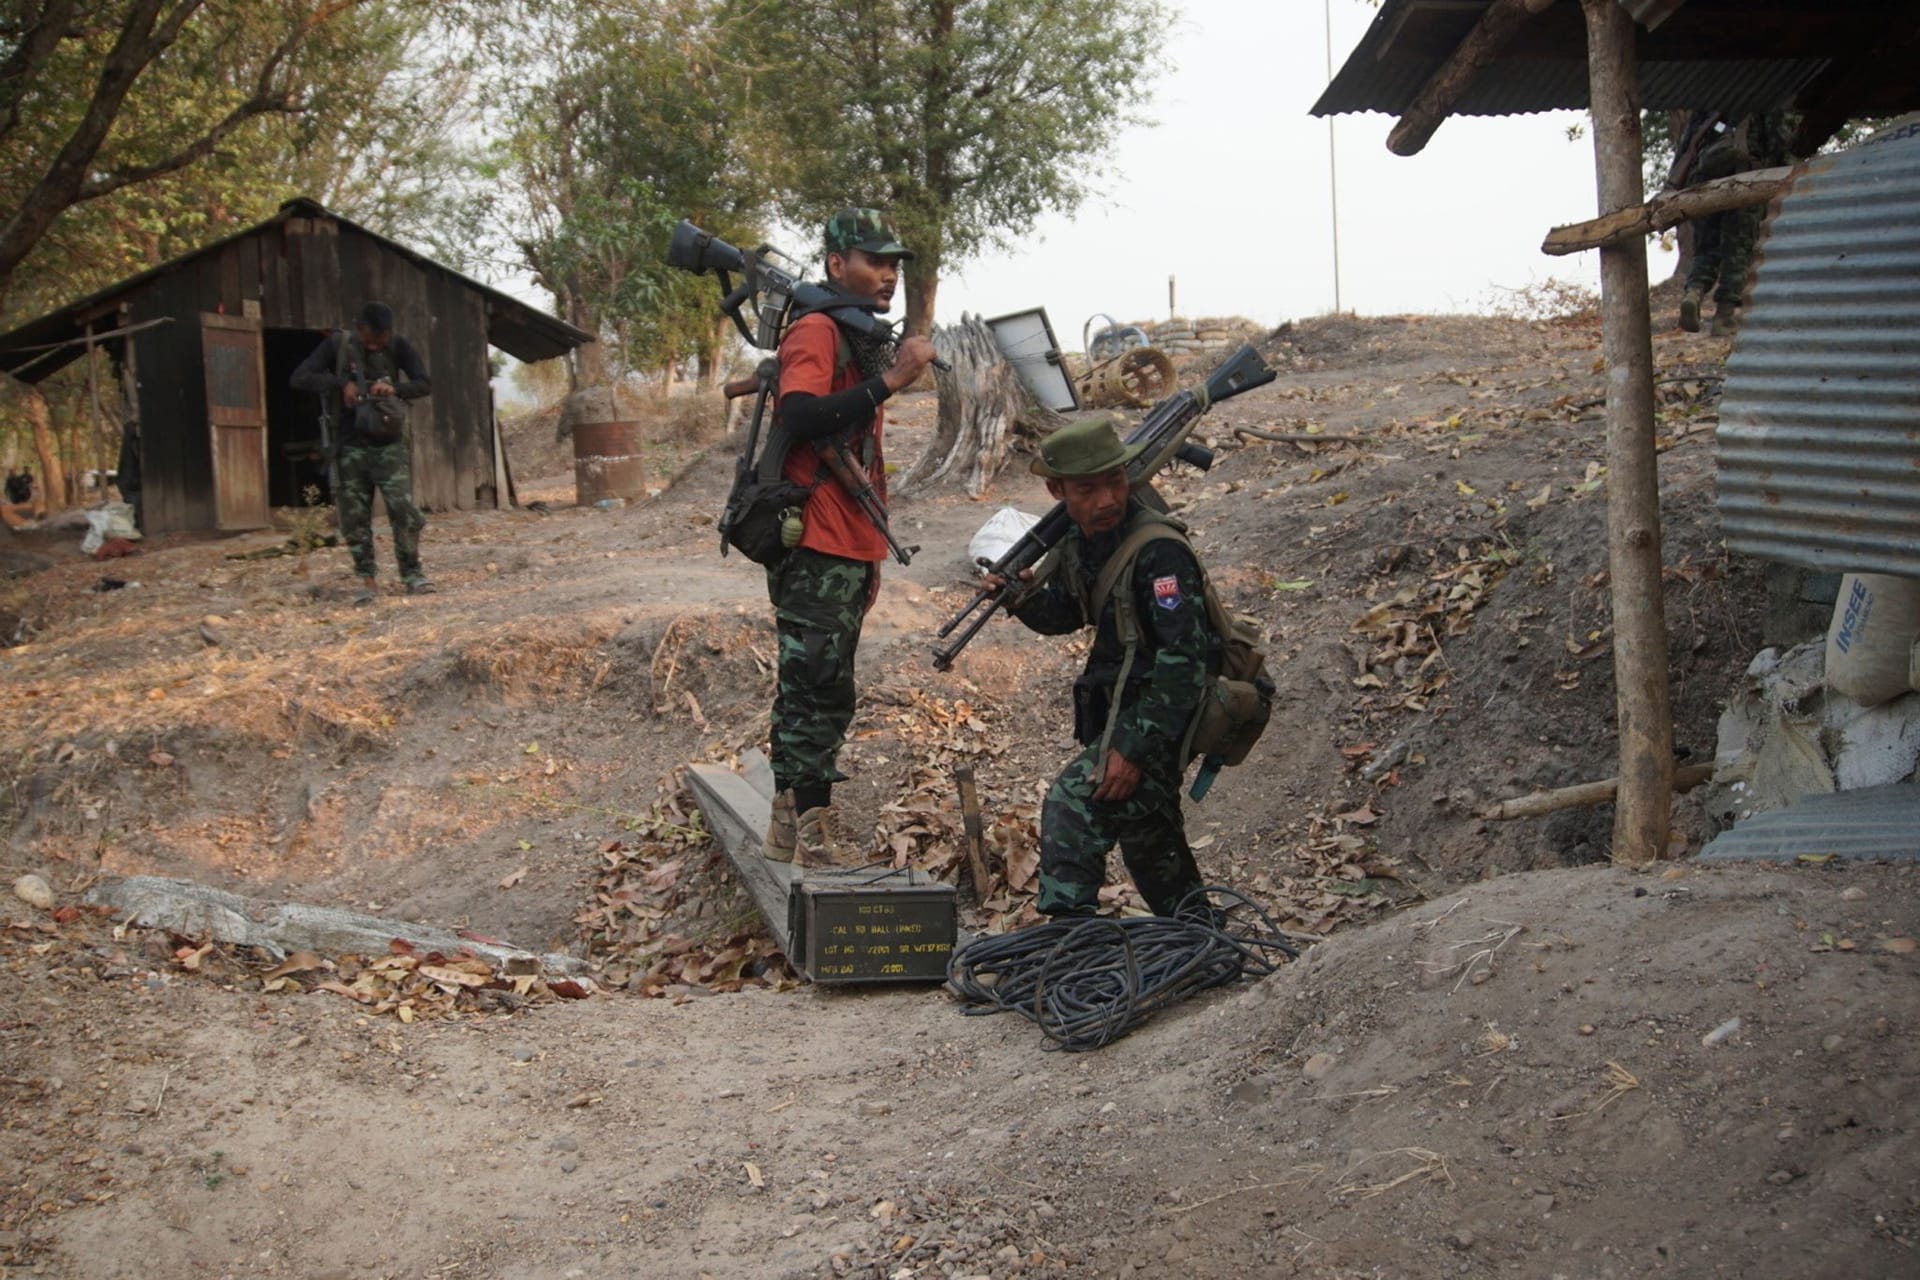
[332, 331, 407, 446]
[1050, 509, 1273, 776]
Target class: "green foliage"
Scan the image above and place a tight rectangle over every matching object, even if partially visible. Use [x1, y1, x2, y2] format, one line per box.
[485, 0, 765, 383]
[0, 1, 491, 471]
[725, 0, 1173, 334]
[0, 1, 487, 325]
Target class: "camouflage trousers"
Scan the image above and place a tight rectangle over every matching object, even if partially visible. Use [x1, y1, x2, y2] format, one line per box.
[337, 439, 426, 582]
[1685, 203, 1764, 312]
[1037, 745, 1203, 919]
[766, 548, 873, 794]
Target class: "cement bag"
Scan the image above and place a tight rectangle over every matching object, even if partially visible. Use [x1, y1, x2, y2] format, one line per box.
[79, 503, 140, 556]
[968, 506, 1041, 569]
[1825, 572, 1920, 706]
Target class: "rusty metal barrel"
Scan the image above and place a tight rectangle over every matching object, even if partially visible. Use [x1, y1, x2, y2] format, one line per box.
[572, 420, 648, 504]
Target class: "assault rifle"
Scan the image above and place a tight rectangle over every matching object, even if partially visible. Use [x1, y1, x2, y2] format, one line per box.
[931, 343, 1276, 671]
[666, 220, 948, 371]
[670, 219, 943, 564]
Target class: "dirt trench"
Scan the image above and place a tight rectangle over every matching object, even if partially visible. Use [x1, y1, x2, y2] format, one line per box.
[3, 313, 1909, 1280]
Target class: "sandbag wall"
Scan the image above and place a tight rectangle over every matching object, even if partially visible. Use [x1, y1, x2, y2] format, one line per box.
[1126, 316, 1267, 358]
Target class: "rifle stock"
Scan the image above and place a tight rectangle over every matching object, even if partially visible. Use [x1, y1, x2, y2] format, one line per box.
[817, 437, 916, 566]
[930, 344, 1275, 672]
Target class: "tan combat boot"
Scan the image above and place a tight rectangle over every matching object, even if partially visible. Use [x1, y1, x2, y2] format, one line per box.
[764, 789, 797, 862]
[1678, 287, 1704, 333]
[794, 804, 857, 871]
[1710, 306, 1742, 338]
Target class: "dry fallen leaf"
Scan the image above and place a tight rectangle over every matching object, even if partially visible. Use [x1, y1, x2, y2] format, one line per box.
[499, 866, 529, 890]
[419, 964, 493, 989]
[262, 951, 327, 981]
[744, 1161, 765, 1189]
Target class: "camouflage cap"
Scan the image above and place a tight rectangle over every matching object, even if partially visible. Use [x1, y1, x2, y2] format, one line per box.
[1030, 413, 1146, 480]
[824, 208, 914, 260]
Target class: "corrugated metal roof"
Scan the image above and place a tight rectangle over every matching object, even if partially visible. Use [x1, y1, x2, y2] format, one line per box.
[1316, 55, 1825, 120]
[1311, 0, 1891, 121]
[1716, 123, 1920, 578]
[1698, 782, 1920, 861]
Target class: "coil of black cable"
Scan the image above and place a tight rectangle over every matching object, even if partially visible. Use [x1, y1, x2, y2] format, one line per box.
[945, 887, 1299, 1052]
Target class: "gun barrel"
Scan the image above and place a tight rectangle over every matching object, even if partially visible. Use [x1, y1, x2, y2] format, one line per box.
[932, 605, 1000, 671]
[936, 585, 996, 639]
[928, 345, 1272, 672]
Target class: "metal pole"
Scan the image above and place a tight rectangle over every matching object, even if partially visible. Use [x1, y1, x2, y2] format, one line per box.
[1325, 0, 1343, 313]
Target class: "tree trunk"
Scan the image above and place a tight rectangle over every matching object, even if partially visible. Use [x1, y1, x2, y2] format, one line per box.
[902, 267, 939, 339]
[1583, 0, 1674, 866]
[901, 313, 1058, 497]
[22, 380, 66, 514]
[1666, 109, 1694, 284]
[564, 282, 607, 389]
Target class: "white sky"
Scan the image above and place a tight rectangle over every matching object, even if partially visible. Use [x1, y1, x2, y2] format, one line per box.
[937, 0, 1642, 342]
[498, 0, 1671, 401]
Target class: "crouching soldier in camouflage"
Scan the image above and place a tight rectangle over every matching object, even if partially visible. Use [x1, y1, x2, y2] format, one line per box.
[291, 301, 435, 604]
[988, 416, 1220, 917]
[761, 208, 936, 871]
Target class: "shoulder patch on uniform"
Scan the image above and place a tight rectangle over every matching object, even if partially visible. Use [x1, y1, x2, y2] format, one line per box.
[1152, 574, 1183, 610]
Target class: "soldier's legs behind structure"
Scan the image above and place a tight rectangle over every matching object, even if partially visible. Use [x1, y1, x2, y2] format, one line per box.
[1680, 213, 1724, 333]
[1710, 202, 1765, 334]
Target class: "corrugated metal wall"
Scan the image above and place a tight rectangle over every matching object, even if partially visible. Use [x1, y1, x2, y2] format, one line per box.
[1717, 121, 1920, 579]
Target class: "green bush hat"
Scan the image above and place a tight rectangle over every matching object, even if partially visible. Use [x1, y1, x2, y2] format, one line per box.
[824, 208, 914, 260]
[1030, 413, 1147, 479]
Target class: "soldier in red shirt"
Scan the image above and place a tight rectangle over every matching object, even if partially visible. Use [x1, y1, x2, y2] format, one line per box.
[762, 209, 937, 870]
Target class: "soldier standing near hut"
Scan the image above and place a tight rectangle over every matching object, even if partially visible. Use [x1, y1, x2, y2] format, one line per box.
[291, 302, 435, 604]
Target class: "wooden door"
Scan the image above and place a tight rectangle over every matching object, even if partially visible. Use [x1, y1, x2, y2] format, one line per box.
[202, 313, 270, 529]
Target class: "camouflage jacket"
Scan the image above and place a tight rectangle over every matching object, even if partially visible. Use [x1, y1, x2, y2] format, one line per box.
[1008, 500, 1219, 764]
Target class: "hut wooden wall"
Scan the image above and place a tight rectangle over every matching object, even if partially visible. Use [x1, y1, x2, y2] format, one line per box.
[124, 211, 497, 533]
[128, 274, 214, 535]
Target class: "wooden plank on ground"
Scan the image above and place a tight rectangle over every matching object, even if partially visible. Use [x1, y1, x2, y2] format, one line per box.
[687, 755, 970, 980]
[686, 762, 792, 950]
[739, 748, 776, 801]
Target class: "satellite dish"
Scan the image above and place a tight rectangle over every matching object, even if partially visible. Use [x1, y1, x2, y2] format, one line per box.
[984, 307, 1079, 413]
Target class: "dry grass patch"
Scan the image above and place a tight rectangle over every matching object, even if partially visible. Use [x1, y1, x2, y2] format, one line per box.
[451, 613, 625, 702]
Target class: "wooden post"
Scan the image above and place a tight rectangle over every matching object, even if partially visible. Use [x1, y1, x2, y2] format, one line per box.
[1388, 0, 1558, 157]
[84, 320, 102, 500]
[1541, 166, 1794, 256]
[953, 764, 991, 897]
[1582, 0, 1673, 866]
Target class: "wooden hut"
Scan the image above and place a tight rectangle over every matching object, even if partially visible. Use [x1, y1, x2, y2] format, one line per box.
[0, 199, 592, 534]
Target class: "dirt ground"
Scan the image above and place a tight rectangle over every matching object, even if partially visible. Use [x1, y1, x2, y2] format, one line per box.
[2, 310, 1915, 1279]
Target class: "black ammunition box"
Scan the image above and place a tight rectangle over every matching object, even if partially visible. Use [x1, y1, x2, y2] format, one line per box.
[786, 867, 957, 984]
